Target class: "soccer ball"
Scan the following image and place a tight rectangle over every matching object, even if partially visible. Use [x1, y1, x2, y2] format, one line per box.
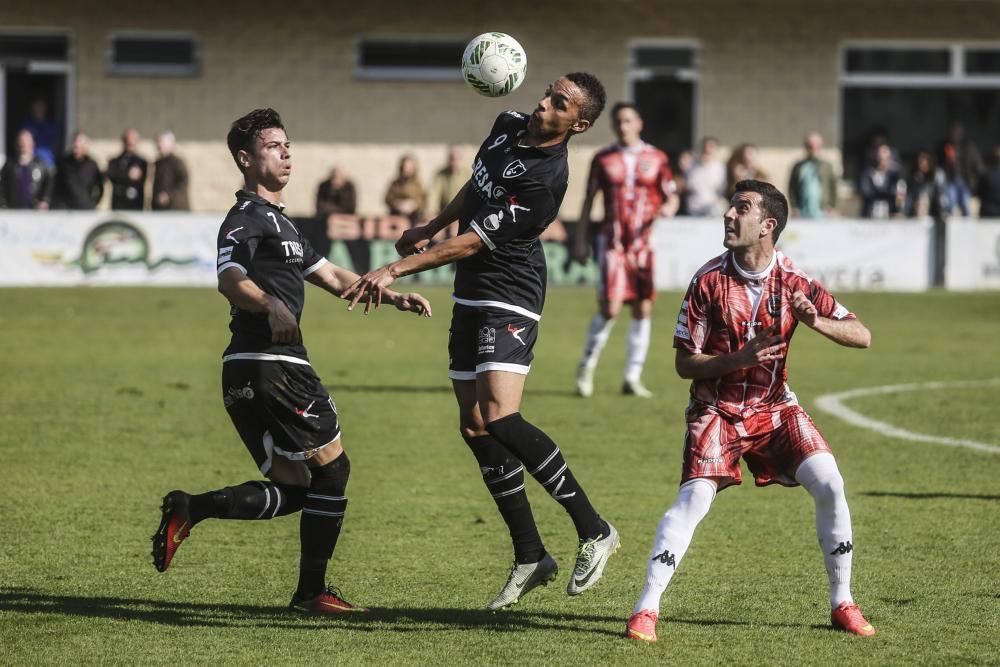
[461, 32, 527, 97]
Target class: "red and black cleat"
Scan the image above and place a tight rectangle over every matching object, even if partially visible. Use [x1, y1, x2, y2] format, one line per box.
[289, 587, 369, 615]
[151, 490, 192, 572]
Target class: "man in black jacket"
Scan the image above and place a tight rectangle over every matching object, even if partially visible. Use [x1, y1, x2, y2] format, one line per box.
[53, 132, 104, 210]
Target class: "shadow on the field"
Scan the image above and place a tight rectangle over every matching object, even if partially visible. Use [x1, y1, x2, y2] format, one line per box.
[0, 588, 623, 635]
[329, 383, 577, 398]
[860, 491, 1000, 501]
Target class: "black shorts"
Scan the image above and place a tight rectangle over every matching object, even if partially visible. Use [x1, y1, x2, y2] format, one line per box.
[221, 358, 341, 474]
[448, 304, 539, 380]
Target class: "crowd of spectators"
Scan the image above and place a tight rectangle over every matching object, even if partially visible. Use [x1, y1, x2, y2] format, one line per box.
[0, 112, 190, 212]
[5, 108, 999, 221]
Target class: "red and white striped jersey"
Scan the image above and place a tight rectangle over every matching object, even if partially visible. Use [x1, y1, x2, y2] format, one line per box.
[587, 142, 674, 250]
[673, 251, 855, 417]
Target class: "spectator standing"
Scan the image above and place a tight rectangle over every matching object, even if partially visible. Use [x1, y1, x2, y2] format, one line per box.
[976, 146, 1000, 218]
[904, 151, 949, 218]
[315, 166, 357, 219]
[52, 131, 104, 210]
[107, 128, 147, 210]
[426, 146, 467, 216]
[20, 98, 57, 167]
[152, 131, 190, 211]
[384, 153, 425, 224]
[858, 144, 904, 219]
[0, 129, 52, 209]
[938, 122, 983, 217]
[726, 143, 768, 197]
[684, 137, 727, 217]
[788, 132, 837, 218]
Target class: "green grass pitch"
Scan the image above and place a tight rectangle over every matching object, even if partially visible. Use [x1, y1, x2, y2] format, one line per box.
[1, 286, 998, 665]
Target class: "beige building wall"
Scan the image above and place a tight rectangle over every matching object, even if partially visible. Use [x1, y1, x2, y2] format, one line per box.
[4, 0, 1000, 216]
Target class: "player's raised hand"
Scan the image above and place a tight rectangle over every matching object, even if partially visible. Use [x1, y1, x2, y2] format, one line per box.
[395, 227, 431, 257]
[790, 289, 819, 327]
[265, 297, 299, 343]
[737, 330, 786, 367]
[394, 292, 432, 318]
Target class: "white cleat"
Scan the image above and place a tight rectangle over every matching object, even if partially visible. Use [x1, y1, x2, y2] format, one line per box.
[567, 522, 620, 596]
[486, 553, 559, 610]
[622, 380, 653, 399]
[576, 366, 595, 398]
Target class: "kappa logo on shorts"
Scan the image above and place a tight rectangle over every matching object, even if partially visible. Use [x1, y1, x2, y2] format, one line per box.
[699, 456, 724, 464]
[502, 160, 527, 179]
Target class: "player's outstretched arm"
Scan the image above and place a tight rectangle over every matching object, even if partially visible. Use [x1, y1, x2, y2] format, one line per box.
[396, 181, 472, 256]
[790, 289, 871, 348]
[345, 231, 484, 313]
[305, 262, 431, 317]
[218, 267, 298, 343]
[675, 333, 787, 380]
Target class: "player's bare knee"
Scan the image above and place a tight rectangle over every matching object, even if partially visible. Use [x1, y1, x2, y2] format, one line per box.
[308, 438, 344, 467]
[460, 423, 488, 439]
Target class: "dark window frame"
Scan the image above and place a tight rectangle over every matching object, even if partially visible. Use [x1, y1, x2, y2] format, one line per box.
[107, 32, 200, 77]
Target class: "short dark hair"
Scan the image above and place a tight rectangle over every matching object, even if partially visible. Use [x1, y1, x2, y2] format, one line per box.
[734, 179, 789, 241]
[227, 108, 284, 173]
[610, 101, 640, 120]
[565, 72, 606, 125]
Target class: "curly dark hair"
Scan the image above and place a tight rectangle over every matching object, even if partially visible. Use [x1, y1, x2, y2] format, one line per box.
[565, 72, 607, 126]
[227, 108, 285, 173]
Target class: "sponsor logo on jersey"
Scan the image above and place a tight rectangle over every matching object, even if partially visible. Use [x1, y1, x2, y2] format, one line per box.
[504, 110, 526, 119]
[483, 211, 503, 231]
[507, 195, 531, 222]
[502, 160, 527, 179]
[472, 158, 506, 200]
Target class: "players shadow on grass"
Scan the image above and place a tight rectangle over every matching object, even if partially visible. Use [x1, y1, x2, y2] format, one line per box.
[0, 588, 619, 635]
[860, 491, 1000, 501]
[0, 588, 828, 634]
[328, 383, 576, 398]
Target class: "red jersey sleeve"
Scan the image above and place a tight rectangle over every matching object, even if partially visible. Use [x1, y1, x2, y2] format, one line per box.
[658, 153, 676, 198]
[673, 275, 711, 353]
[808, 279, 855, 321]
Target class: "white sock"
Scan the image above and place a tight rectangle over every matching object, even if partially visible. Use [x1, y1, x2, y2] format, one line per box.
[633, 479, 716, 614]
[624, 318, 651, 384]
[795, 452, 854, 608]
[580, 314, 615, 370]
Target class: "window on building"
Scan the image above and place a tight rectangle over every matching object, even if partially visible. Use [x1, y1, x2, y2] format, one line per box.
[107, 33, 200, 76]
[841, 43, 1000, 181]
[355, 37, 465, 80]
[627, 41, 699, 166]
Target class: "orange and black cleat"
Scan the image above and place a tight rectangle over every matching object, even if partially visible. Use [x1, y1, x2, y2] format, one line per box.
[151, 490, 192, 572]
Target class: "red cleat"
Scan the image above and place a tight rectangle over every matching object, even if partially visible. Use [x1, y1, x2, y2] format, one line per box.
[289, 587, 368, 615]
[626, 609, 659, 642]
[831, 601, 877, 636]
[151, 491, 192, 572]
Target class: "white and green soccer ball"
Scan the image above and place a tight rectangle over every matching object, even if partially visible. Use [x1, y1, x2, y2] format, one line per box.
[461, 32, 527, 97]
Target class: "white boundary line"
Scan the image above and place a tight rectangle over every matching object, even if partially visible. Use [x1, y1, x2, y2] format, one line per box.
[814, 379, 1000, 455]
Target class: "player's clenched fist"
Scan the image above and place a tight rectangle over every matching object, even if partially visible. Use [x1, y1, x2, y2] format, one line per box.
[791, 289, 819, 327]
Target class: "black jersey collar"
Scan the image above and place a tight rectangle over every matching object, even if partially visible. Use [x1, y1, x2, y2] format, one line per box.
[235, 189, 286, 212]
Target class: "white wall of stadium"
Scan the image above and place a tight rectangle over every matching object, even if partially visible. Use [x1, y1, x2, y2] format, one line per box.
[1, 212, 979, 291]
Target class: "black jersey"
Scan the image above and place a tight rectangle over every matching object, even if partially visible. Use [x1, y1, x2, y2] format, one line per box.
[216, 190, 327, 361]
[453, 110, 569, 321]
